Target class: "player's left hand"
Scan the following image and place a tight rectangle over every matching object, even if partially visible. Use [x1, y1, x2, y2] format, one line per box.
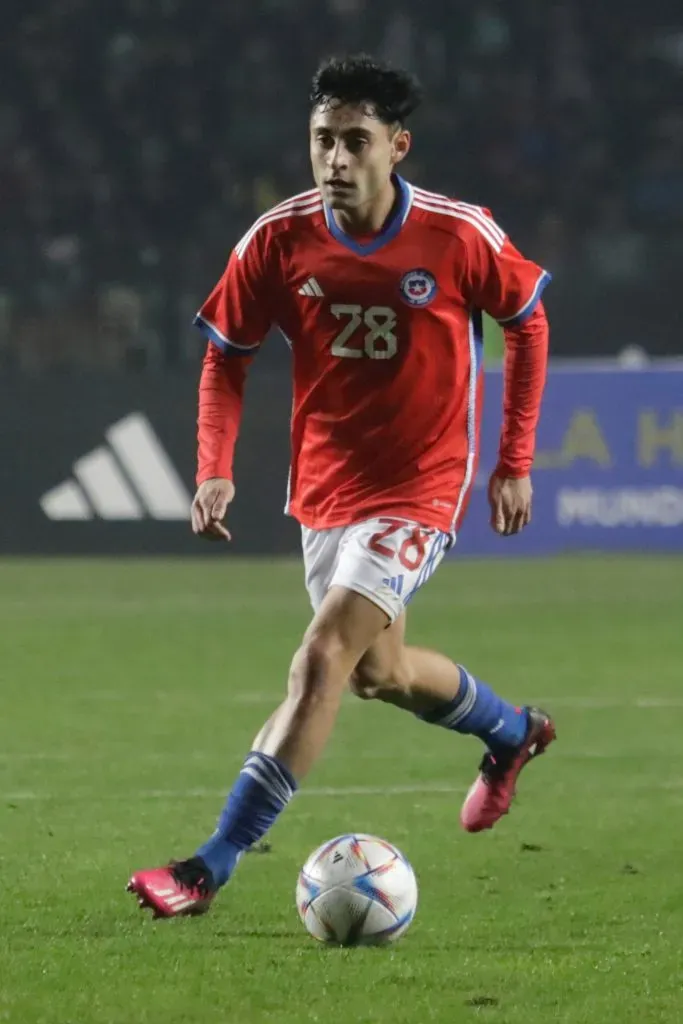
[488, 473, 532, 537]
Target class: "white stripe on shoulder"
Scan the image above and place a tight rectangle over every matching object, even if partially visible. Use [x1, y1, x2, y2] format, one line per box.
[413, 196, 505, 254]
[413, 188, 506, 248]
[235, 193, 322, 260]
[240, 189, 320, 241]
[271, 186, 320, 211]
[451, 200, 505, 245]
[413, 186, 504, 233]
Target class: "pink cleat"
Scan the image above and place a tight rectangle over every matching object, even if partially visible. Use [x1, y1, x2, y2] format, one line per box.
[126, 857, 216, 919]
[460, 707, 556, 833]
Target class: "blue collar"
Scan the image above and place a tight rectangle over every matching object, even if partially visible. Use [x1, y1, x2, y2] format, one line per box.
[323, 175, 413, 256]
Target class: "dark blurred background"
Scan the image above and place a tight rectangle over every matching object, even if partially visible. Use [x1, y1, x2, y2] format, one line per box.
[3, 0, 682, 374]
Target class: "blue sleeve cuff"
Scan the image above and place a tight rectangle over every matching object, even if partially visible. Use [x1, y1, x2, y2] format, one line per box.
[497, 270, 552, 327]
[193, 314, 261, 356]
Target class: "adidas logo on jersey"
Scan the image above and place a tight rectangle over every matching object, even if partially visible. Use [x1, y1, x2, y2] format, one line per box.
[297, 276, 324, 298]
[40, 413, 192, 521]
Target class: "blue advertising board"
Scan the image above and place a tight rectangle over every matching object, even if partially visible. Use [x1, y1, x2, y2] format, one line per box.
[457, 367, 683, 555]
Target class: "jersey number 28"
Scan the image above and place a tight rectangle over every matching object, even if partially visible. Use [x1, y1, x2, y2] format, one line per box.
[330, 304, 397, 360]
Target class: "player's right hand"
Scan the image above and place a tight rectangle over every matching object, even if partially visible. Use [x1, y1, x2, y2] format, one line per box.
[191, 478, 235, 541]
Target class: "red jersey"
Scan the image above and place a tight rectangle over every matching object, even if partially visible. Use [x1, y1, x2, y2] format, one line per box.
[194, 175, 550, 534]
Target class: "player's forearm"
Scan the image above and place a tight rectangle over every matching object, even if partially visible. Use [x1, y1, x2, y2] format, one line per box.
[197, 342, 250, 484]
[496, 303, 549, 478]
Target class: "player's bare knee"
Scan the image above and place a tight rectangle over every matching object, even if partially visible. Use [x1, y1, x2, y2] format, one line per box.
[349, 654, 385, 699]
[287, 630, 348, 705]
[350, 651, 412, 702]
[348, 669, 376, 700]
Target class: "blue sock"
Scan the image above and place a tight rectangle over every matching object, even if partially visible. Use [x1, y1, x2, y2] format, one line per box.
[418, 666, 528, 754]
[196, 751, 297, 887]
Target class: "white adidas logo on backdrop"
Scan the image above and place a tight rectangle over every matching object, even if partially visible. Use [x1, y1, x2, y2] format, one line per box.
[40, 413, 192, 521]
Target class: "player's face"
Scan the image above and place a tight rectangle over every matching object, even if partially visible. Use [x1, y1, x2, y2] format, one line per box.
[309, 102, 410, 213]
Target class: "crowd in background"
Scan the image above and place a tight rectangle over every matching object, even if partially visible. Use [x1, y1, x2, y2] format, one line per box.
[2, 0, 682, 371]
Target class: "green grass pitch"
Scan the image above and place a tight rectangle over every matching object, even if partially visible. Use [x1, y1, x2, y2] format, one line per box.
[2, 554, 683, 1023]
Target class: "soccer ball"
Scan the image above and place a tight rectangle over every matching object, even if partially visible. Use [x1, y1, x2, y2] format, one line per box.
[296, 833, 418, 946]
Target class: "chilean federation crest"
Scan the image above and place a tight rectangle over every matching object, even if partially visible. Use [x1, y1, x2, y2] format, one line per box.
[399, 268, 437, 307]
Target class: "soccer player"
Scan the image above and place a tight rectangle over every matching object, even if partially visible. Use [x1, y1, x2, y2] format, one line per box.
[128, 54, 555, 918]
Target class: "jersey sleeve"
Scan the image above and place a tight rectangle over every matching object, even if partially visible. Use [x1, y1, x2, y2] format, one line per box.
[461, 210, 551, 326]
[193, 224, 278, 355]
[497, 304, 549, 478]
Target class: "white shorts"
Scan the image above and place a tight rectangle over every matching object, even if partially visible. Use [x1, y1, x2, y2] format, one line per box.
[301, 517, 452, 623]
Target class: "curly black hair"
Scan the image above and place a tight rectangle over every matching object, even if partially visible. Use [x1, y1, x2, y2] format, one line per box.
[310, 53, 423, 126]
